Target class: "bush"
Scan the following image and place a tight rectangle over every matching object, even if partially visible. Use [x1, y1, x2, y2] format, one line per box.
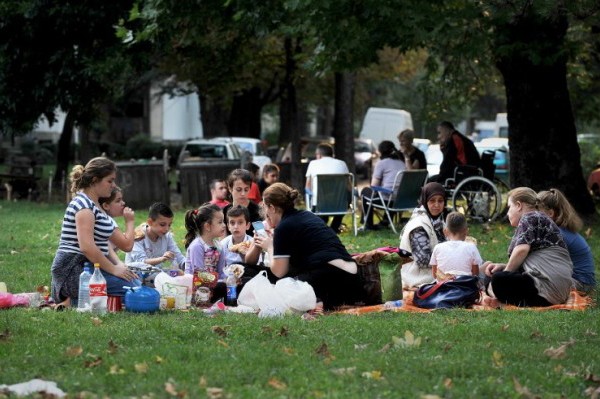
[124, 134, 163, 160]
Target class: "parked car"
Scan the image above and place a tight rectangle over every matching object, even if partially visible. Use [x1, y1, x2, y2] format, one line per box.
[276, 136, 377, 178]
[213, 136, 272, 173]
[475, 138, 509, 182]
[177, 138, 242, 168]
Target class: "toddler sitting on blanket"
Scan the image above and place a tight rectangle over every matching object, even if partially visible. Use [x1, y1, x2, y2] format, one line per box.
[429, 212, 482, 281]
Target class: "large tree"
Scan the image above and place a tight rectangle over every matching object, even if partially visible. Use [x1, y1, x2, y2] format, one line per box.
[418, 1, 597, 215]
[0, 0, 141, 182]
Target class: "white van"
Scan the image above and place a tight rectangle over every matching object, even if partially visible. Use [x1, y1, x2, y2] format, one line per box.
[494, 113, 509, 138]
[359, 107, 413, 146]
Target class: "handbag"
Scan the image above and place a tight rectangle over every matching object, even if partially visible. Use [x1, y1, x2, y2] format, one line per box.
[352, 250, 385, 305]
[413, 275, 480, 309]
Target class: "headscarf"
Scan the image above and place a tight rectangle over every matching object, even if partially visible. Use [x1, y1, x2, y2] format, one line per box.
[419, 182, 446, 242]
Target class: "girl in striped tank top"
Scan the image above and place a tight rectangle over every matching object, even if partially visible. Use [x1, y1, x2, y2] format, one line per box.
[51, 157, 139, 308]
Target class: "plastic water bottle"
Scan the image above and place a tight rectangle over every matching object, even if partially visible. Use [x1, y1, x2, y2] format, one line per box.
[89, 263, 107, 314]
[383, 300, 403, 309]
[225, 273, 237, 307]
[77, 262, 92, 312]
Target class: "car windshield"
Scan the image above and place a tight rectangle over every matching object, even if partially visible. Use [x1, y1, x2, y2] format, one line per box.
[355, 141, 372, 152]
[235, 142, 253, 153]
[185, 144, 228, 159]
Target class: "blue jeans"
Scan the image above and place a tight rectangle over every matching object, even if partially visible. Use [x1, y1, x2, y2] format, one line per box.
[101, 270, 141, 297]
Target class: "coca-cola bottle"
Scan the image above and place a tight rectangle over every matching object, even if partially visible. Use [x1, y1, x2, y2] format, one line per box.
[89, 263, 107, 314]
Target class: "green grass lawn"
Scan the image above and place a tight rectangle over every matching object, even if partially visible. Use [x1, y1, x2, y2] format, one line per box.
[0, 200, 599, 398]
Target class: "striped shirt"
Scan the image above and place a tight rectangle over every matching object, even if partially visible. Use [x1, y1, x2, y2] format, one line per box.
[57, 192, 117, 255]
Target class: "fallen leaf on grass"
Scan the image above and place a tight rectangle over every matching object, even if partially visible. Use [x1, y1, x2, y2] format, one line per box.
[361, 370, 384, 380]
[10, 250, 18, 255]
[315, 342, 331, 357]
[586, 374, 600, 383]
[155, 356, 164, 364]
[135, 362, 149, 373]
[107, 339, 119, 354]
[91, 317, 102, 326]
[354, 344, 368, 351]
[501, 324, 510, 331]
[212, 326, 227, 337]
[544, 345, 567, 359]
[584, 385, 600, 399]
[544, 339, 576, 359]
[109, 364, 125, 375]
[198, 376, 207, 388]
[65, 346, 83, 357]
[584, 227, 592, 239]
[420, 395, 442, 399]
[165, 381, 187, 397]
[492, 351, 503, 368]
[84, 356, 103, 368]
[206, 387, 224, 399]
[41, 233, 49, 240]
[277, 326, 289, 337]
[513, 377, 540, 399]
[392, 330, 421, 348]
[282, 346, 295, 355]
[443, 378, 453, 389]
[585, 329, 597, 336]
[267, 377, 287, 390]
[530, 331, 543, 339]
[217, 339, 229, 348]
[331, 367, 356, 376]
[378, 343, 392, 353]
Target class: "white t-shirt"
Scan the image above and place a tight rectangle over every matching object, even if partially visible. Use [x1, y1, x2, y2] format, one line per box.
[430, 240, 483, 277]
[305, 156, 349, 205]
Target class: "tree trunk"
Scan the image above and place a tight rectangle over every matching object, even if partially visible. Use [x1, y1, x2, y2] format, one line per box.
[280, 37, 302, 192]
[315, 105, 334, 137]
[227, 87, 263, 138]
[199, 93, 228, 138]
[494, 7, 595, 216]
[53, 111, 75, 188]
[333, 71, 355, 173]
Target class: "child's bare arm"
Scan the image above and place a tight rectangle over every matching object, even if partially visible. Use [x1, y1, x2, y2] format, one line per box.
[471, 263, 479, 277]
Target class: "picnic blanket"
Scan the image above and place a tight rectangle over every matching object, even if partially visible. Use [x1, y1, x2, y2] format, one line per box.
[336, 289, 593, 315]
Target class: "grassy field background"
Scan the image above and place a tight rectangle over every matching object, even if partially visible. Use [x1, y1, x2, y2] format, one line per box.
[0, 200, 599, 398]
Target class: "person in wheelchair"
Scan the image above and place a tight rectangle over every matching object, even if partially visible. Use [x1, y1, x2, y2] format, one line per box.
[430, 121, 481, 184]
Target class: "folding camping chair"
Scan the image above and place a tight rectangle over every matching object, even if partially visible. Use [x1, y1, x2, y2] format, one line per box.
[361, 169, 429, 234]
[305, 173, 357, 236]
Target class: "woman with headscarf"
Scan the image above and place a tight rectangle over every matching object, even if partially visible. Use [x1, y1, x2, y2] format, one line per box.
[399, 182, 447, 289]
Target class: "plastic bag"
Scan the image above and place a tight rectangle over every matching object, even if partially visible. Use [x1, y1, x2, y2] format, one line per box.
[274, 278, 316, 312]
[238, 271, 288, 317]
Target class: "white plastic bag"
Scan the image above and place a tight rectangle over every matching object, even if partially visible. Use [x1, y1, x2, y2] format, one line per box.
[274, 278, 316, 312]
[237, 271, 288, 317]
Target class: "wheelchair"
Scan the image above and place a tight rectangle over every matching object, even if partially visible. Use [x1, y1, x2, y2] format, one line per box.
[443, 150, 508, 222]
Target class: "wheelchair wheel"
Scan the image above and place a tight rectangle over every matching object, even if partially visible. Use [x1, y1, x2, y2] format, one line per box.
[451, 176, 502, 222]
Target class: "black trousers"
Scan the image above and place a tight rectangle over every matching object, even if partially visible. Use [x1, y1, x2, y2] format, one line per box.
[487, 271, 551, 307]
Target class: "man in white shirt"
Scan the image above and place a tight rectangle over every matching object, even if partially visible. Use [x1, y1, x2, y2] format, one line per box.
[305, 143, 350, 233]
